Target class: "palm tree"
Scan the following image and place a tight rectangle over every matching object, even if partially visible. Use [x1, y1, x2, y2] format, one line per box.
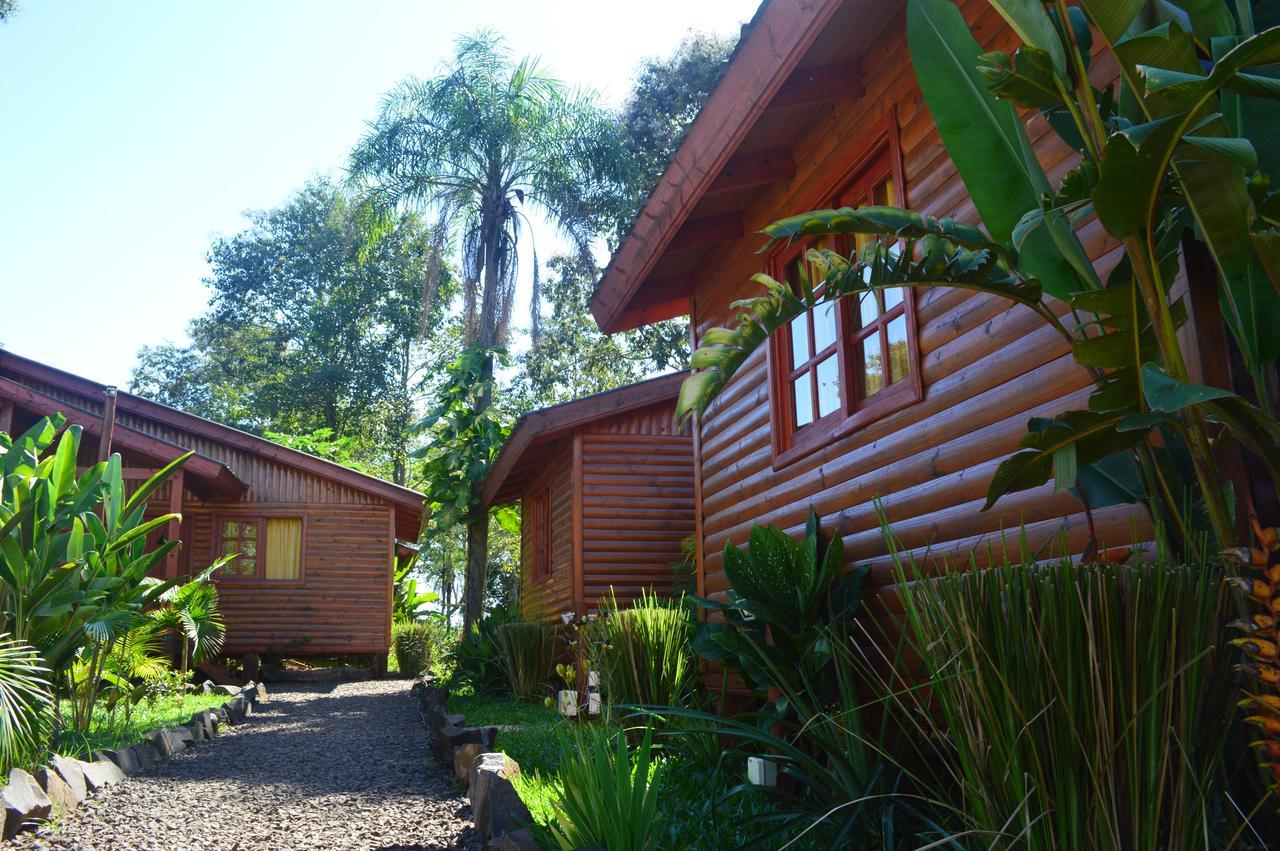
[349, 31, 629, 631]
[147, 563, 228, 680]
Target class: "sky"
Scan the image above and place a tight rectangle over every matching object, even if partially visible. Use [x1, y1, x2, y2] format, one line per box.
[0, 1, 759, 386]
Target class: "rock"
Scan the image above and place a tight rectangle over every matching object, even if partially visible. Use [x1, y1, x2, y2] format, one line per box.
[242, 683, 259, 707]
[252, 680, 268, 702]
[420, 683, 449, 712]
[189, 709, 218, 739]
[32, 766, 76, 811]
[431, 707, 466, 732]
[215, 684, 243, 696]
[225, 695, 249, 723]
[129, 742, 160, 772]
[169, 725, 197, 746]
[2, 768, 52, 839]
[452, 743, 484, 789]
[94, 747, 140, 776]
[80, 758, 125, 790]
[201, 679, 215, 694]
[144, 728, 179, 756]
[49, 755, 87, 803]
[469, 753, 530, 842]
[489, 829, 541, 850]
[435, 725, 497, 764]
[242, 652, 260, 682]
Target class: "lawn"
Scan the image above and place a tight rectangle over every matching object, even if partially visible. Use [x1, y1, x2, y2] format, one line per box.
[448, 692, 802, 850]
[54, 691, 232, 760]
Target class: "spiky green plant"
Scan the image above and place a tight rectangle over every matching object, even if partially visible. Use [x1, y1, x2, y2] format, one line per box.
[586, 590, 695, 713]
[549, 725, 666, 851]
[0, 634, 51, 775]
[491, 621, 559, 700]
[146, 560, 229, 678]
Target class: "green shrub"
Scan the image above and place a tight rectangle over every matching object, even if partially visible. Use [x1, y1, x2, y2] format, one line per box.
[549, 726, 665, 851]
[898, 555, 1241, 849]
[448, 607, 520, 695]
[393, 621, 439, 677]
[586, 591, 695, 712]
[491, 622, 558, 700]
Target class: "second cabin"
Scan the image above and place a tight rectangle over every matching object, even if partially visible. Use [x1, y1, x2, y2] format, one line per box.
[481, 374, 696, 622]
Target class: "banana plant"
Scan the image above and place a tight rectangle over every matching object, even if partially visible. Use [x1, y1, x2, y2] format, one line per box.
[678, 0, 1280, 560]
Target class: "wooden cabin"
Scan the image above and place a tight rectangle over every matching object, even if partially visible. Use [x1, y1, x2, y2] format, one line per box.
[0, 350, 425, 659]
[589, 1, 1216, 611]
[481, 374, 695, 621]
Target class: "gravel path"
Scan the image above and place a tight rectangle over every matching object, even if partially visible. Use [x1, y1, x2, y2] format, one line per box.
[9, 680, 478, 851]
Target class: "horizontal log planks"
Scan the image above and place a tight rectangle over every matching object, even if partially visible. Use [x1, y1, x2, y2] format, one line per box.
[520, 450, 575, 622]
[184, 502, 395, 655]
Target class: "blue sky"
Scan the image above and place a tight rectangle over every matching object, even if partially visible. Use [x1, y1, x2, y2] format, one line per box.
[0, 1, 758, 386]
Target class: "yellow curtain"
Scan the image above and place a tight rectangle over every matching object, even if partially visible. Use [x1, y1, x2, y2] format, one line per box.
[265, 518, 302, 580]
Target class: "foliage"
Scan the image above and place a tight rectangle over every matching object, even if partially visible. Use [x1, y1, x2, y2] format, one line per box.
[447, 606, 522, 696]
[130, 179, 452, 485]
[0, 634, 50, 775]
[490, 621, 560, 701]
[895, 550, 1241, 849]
[0, 416, 187, 737]
[584, 591, 696, 713]
[262, 428, 383, 478]
[392, 620, 450, 677]
[54, 690, 230, 760]
[146, 562, 228, 678]
[676, 0, 1280, 562]
[548, 726, 666, 851]
[350, 31, 632, 630]
[392, 552, 440, 624]
[693, 508, 866, 700]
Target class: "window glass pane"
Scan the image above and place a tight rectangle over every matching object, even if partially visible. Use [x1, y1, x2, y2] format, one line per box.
[815, 355, 840, 418]
[222, 521, 238, 538]
[859, 290, 880, 328]
[242, 521, 258, 537]
[789, 312, 810, 366]
[813, 300, 837, 352]
[241, 540, 257, 557]
[793, 373, 814, 428]
[882, 286, 903, 311]
[224, 540, 239, 555]
[887, 315, 910, 385]
[265, 518, 302, 581]
[237, 558, 256, 575]
[860, 334, 884, 398]
[875, 176, 895, 206]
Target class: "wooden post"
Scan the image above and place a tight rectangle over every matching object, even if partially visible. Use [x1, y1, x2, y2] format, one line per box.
[97, 387, 118, 461]
[165, 468, 184, 579]
[0, 400, 12, 437]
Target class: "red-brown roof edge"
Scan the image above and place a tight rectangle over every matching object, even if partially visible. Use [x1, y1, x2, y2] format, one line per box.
[0, 350, 426, 513]
[589, 0, 845, 334]
[481, 372, 688, 507]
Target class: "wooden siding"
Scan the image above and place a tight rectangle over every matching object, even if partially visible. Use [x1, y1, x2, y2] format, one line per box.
[692, 0, 1140, 609]
[186, 502, 393, 655]
[581, 402, 695, 610]
[520, 445, 575, 621]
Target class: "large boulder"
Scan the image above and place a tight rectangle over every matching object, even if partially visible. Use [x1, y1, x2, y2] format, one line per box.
[435, 725, 498, 764]
[2, 769, 52, 839]
[80, 758, 124, 791]
[469, 753, 530, 842]
[31, 766, 76, 811]
[94, 747, 140, 776]
[452, 743, 485, 789]
[49, 755, 87, 803]
[129, 743, 160, 772]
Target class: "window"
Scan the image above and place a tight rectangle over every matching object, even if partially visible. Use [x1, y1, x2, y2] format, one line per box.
[528, 486, 552, 582]
[768, 113, 922, 465]
[216, 515, 303, 582]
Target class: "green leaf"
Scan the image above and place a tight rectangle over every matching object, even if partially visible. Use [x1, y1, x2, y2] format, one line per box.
[987, 0, 1067, 75]
[1076, 0, 1143, 44]
[979, 48, 1063, 108]
[1140, 362, 1234, 411]
[1181, 135, 1258, 170]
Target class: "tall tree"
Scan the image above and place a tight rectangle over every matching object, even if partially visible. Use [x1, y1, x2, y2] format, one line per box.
[130, 180, 451, 484]
[349, 31, 630, 631]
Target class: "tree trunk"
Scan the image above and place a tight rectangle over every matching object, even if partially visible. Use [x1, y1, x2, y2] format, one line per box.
[462, 506, 489, 632]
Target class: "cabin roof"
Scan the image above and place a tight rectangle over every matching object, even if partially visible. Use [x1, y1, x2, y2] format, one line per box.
[590, 0, 893, 333]
[482, 372, 687, 507]
[0, 349, 426, 538]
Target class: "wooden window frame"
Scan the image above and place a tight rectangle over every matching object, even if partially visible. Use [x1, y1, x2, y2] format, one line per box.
[212, 511, 307, 585]
[766, 109, 923, 469]
[528, 485, 553, 584]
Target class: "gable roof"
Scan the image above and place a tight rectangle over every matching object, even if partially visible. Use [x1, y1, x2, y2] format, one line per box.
[482, 372, 687, 507]
[0, 350, 426, 538]
[590, 0, 893, 333]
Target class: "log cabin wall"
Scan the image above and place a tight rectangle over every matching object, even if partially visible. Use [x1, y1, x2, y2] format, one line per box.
[519, 443, 575, 621]
[184, 502, 394, 655]
[580, 401, 694, 610]
[690, 0, 1141, 610]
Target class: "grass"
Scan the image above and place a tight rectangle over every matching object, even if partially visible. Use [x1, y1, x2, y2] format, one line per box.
[54, 691, 231, 759]
[448, 692, 802, 850]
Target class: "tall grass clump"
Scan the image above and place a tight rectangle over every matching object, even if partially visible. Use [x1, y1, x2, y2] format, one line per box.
[587, 591, 695, 711]
[491, 622, 559, 700]
[393, 621, 437, 677]
[549, 725, 666, 851]
[899, 553, 1239, 850]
